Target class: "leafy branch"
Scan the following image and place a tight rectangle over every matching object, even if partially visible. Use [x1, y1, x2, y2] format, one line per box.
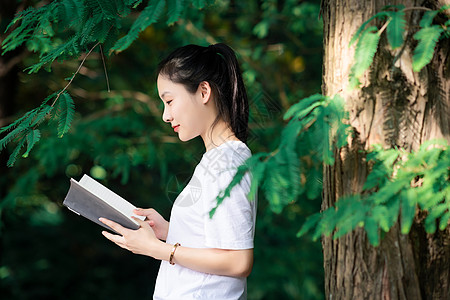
[0, 42, 101, 166]
[0, 0, 212, 166]
[349, 4, 450, 88]
[213, 94, 351, 215]
[298, 140, 449, 246]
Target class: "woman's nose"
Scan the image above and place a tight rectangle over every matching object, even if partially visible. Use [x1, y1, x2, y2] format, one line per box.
[162, 106, 173, 123]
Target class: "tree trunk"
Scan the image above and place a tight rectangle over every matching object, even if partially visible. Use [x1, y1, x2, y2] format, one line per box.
[321, 0, 450, 299]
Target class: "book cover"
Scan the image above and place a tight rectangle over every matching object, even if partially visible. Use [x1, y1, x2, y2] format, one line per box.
[63, 174, 145, 234]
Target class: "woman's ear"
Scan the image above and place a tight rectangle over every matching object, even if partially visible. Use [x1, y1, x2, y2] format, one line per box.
[198, 81, 212, 104]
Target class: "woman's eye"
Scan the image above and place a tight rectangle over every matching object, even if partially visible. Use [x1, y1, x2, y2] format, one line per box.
[166, 100, 173, 105]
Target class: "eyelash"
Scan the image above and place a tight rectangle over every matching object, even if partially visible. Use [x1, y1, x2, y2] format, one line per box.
[166, 100, 173, 105]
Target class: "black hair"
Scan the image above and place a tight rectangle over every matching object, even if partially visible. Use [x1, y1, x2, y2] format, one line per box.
[157, 43, 249, 143]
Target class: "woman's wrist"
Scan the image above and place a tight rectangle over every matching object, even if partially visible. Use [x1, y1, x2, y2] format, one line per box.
[151, 240, 173, 261]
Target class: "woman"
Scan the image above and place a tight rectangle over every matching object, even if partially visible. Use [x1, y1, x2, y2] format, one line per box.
[100, 43, 257, 300]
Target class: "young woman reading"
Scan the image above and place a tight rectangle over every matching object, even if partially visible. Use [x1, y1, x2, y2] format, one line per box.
[99, 43, 257, 300]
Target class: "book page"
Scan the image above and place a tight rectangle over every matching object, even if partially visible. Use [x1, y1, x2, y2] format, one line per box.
[78, 175, 145, 224]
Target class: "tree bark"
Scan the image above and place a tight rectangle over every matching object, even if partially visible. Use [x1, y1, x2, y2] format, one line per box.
[321, 0, 450, 299]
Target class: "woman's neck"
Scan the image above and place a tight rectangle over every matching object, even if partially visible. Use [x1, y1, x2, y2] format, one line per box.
[201, 120, 240, 152]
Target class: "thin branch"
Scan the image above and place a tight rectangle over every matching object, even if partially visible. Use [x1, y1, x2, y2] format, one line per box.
[378, 19, 390, 35]
[402, 7, 432, 12]
[50, 41, 100, 108]
[99, 44, 110, 92]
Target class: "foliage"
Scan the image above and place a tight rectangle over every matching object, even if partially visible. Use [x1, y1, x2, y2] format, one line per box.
[217, 3, 450, 247]
[214, 94, 350, 215]
[1, 0, 214, 166]
[1, 0, 325, 299]
[298, 140, 450, 246]
[1, 0, 449, 298]
[2, 0, 210, 71]
[349, 4, 450, 88]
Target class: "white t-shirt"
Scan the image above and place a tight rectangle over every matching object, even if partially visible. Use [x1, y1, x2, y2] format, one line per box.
[153, 140, 257, 300]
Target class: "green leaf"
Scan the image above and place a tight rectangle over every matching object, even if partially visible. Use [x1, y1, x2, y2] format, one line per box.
[400, 190, 416, 234]
[412, 26, 443, 72]
[365, 217, 380, 246]
[192, 0, 206, 9]
[420, 10, 439, 28]
[424, 214, 437, 233]
[297, 213, 321, 238]
[247, 154, 268, 200]
[386, 10, 406, 49]
[439, 212, 450, 231]
[0, 108, 39, 135]
[56, 92, 75, 138]
[210, 163, 248, 218]
[253, 20, 270, 39]
[166, 0, 184, 25]
[22, 129, 41, 158]
[0, 121, 29, 151]
[7, 137, 27, 167]
[349, 11, 389, 46]
[438, 4, 450, 13]
[283, 94, 324, 121]
[372, 205, 390, 232]
[30, 105, 53, 127]
[425, 204, 447, 233]
[349, 26, 381, 88]
[263, 155, 296, 214]
[112, 0, 166, 51]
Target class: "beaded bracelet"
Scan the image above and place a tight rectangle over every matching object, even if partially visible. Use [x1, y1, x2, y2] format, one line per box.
[169, 243, 181, 265]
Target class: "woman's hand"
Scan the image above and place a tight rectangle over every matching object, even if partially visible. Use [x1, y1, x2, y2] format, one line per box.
[100, 217, 253, 277]
[99, 217, 166, 258]
[133, 208, 169, 241]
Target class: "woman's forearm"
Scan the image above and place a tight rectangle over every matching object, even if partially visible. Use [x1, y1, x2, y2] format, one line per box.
[152, 242, 253, 277]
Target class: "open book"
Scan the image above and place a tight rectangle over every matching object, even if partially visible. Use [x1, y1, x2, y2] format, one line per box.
[63, 174, 145, 233]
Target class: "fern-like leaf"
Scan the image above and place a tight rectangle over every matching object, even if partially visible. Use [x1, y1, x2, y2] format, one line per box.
[349, 12, 389, 46]
[7, 136, 27, 167]
[297, 213, 321, 238]
[167, 0, 184, 25]
[419, 10, 438, 28]
[192, 0, 206, 9]
[349, 26, 381, 88]
[0, 108, 39, 135]
[209, 163, 248, 218]
[112, 0, 166, 52]
[56, 92, 75, 138]
[412, 26, 443, 72]
[283, 94, 325, 121]
[22, 129, 41, 158]
[387, 10, 406, 49]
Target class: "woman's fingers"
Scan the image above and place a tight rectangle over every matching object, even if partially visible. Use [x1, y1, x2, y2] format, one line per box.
[99, 217, 126, 235]
[133, 208, 155, 216]
[132, 216, 150, 229]
[101, 231, 128, 249]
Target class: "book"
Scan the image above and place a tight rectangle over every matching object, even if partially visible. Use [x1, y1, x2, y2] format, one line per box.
[63, 174, 145, 234]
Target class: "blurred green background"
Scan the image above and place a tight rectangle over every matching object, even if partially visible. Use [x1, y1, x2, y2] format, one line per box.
[0, 0, 324, 299]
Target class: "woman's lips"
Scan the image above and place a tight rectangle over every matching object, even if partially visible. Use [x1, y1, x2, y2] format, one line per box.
[173, 125, 180, 132]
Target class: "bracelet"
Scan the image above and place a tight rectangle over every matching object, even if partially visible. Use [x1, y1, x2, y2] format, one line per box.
[169, 243, 181, 265]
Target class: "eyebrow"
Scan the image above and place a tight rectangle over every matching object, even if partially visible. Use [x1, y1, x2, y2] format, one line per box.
[160, 92, 172, 99]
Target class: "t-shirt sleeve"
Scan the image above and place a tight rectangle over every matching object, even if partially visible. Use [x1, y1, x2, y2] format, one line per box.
[203, 156, 256, 250]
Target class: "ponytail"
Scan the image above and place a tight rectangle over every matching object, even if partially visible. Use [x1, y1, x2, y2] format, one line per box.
[157, 43, 249, 143]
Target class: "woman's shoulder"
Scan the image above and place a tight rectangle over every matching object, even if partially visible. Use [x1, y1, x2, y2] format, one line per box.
[199, 141, 251, 176]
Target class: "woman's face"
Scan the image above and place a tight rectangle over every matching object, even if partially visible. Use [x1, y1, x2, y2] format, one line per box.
[157, 75, 211, 142]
